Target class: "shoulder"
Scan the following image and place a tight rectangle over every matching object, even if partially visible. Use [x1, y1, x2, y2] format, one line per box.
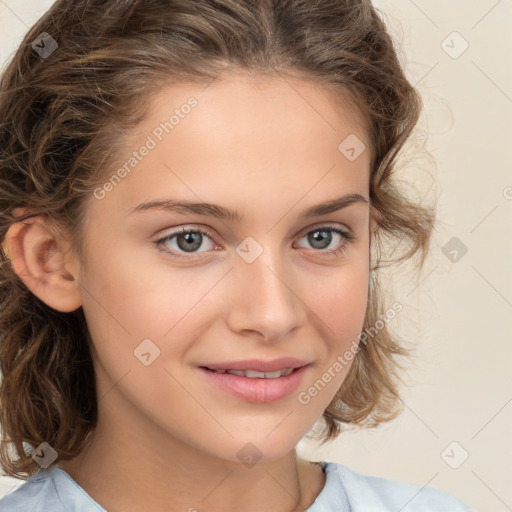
[0, 467, 105, 512]
[0, 469, 64, 512]
[322, 461, 477, 512]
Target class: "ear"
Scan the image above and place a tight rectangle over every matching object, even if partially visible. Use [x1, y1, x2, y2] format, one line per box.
[1, 211, 83, 312]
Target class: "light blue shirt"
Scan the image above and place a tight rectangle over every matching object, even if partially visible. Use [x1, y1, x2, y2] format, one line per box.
[0, 460, 477, 511]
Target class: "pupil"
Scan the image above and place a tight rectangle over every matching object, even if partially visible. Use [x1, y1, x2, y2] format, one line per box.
[310, 230, 330, 249]
[178, 232, 202, 252]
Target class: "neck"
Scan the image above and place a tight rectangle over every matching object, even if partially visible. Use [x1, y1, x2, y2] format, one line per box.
[56, 396, 326, 512]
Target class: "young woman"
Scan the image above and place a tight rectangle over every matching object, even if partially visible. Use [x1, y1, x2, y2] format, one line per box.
[0, 1, 476, 510]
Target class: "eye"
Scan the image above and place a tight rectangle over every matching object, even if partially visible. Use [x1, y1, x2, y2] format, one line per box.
[154, 225, 356, 259]
[154, 227, 217, 258]
[295, 226, 356, 257]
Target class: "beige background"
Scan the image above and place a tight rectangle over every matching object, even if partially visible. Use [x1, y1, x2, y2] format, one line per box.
[0, 1, 510, 511]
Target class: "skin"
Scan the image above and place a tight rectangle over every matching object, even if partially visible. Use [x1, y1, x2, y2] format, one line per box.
[3, 70, 376, 512]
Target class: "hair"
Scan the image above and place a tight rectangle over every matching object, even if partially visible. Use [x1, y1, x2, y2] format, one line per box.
[0, 0, 435, 479]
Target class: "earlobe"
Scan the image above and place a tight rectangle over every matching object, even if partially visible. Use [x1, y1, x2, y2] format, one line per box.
[2, 215, 83, 313]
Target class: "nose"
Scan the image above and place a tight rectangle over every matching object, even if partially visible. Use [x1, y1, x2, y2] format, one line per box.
[226, 246, 306, 342]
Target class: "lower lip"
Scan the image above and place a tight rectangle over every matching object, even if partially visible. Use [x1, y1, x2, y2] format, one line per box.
[198, 365, 310, 403]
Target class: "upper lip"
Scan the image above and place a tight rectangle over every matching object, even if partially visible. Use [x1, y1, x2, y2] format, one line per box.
[200, 357, 310, 372]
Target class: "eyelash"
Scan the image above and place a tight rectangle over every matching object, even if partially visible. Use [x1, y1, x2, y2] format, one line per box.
[154, 225, 356, 260]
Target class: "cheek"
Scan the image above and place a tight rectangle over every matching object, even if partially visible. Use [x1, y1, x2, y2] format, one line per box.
[79, 244, 216, 376]
[307, 258, 369, 343]
[293, 261, 369, 413]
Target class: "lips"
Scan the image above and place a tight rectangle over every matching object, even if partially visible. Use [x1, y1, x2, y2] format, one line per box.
[204, 367, 295, 379]
[198, 363, 310, 403]
[199, 357, 309, 373]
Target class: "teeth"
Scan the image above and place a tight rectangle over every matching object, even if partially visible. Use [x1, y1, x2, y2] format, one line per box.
[212, 368, 295, 378]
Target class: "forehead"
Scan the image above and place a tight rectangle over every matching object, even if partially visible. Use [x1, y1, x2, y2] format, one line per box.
[135, 71, 369, 174]
[147, 70, 369, 143]
[87, 71, 371, 226]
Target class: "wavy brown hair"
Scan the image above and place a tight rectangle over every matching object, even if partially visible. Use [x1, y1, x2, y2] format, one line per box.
[0, 0, 435, 479]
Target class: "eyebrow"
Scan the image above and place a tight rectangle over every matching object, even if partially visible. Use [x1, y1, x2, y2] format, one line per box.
[128, 193, 369, 222]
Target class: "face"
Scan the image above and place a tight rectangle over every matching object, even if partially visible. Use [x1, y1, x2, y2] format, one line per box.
[74, 71, 372, 464]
